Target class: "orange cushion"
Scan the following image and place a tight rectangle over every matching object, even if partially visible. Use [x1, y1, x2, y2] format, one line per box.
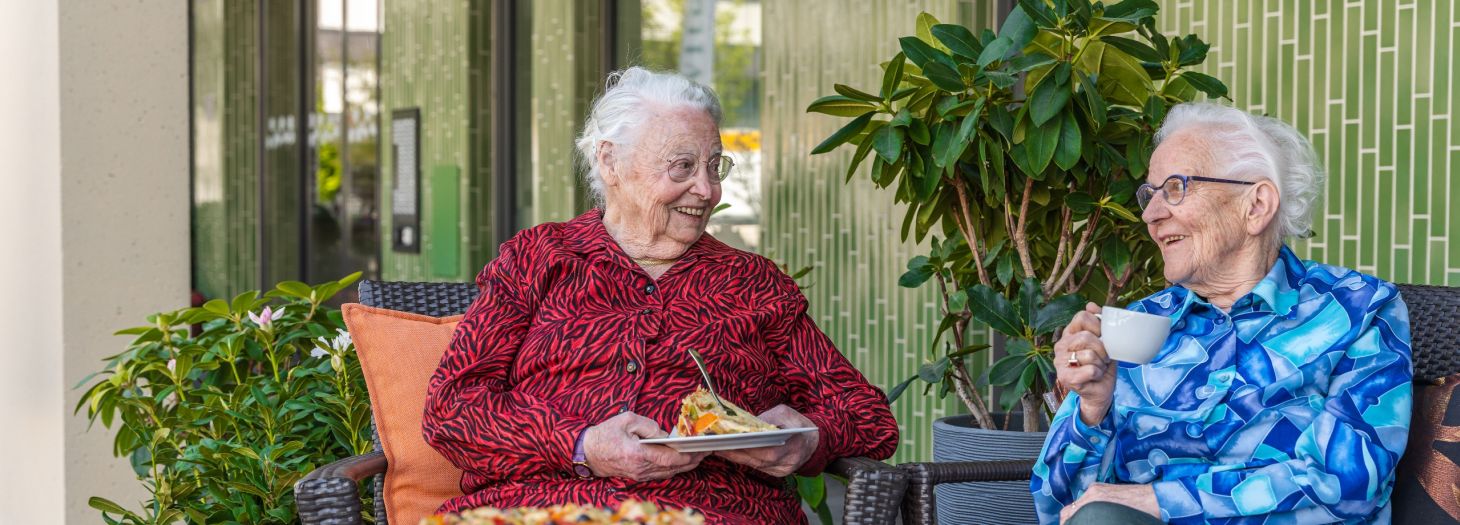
[342, 303, 466, 525]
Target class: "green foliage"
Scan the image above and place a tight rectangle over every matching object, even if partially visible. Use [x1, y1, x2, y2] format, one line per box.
[77, 273, 372, 524]
[812, 0, 1226, 430]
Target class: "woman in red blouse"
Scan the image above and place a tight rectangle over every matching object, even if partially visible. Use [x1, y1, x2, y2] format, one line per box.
[421, 67, 899, 524]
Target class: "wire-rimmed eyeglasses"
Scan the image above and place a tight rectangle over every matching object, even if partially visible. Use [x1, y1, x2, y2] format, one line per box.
[661, 154, 735, 183]
[1136, 174, 1256, 210]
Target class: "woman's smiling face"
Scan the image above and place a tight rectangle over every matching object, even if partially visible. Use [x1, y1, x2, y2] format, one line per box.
[604, 105, 723, 252]
[1141, 129, 1253, 287]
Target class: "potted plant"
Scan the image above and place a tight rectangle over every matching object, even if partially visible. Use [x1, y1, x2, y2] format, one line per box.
[807, 0, 1226, 521]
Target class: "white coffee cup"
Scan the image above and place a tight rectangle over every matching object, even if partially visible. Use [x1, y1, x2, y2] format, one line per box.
[1095, 306, 1172, 364]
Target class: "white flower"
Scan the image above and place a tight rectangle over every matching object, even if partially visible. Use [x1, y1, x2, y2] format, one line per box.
[309, 345, 330, 359]
[166, 358, 177, 372]
[329, 329, 352, 352]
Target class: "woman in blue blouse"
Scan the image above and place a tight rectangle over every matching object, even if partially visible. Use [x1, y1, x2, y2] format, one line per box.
[1032, 102, 1413, 525]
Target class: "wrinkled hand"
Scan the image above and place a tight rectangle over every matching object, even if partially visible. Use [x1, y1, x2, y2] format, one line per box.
[1054, 303, 1117, 426]
[583, 411, 708, 481]
[1059, 483, 1160, 524]
[713, 405, 820, 478]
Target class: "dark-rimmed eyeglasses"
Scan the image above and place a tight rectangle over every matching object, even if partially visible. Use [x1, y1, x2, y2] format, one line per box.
[661, 154, 734, 183]
[1136, 174, 1256, 210]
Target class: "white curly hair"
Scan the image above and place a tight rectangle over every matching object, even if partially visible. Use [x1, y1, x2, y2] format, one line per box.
[1154, 102, 1325, 239]
[574, 67, 723, 208]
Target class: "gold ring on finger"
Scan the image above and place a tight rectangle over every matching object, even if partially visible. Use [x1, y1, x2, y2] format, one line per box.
[1067, 352, 1080, 367]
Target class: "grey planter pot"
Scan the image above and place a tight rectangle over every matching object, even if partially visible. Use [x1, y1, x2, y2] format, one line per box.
[932, 415, 1047, 525]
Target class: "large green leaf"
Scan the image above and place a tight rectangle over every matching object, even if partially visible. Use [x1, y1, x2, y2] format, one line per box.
[807, 95, 877, 117]
[999, 5, 1038, 49]
[810, 113, 874, 155]
[922, 61, 967, 92]
[900, 36, 957, 72]
[1024, 112, 1061, 176]
[1174, 34, 1212, 66]
[1065, 191, 1097, 213]
[1076, 71, 1108, 127]
[932, 122, 960, 167]
[988, 354, 1029, 386]
[932, 23, 982, 61]
[1017, 0, 1059, 28]
[1028, 65, 1071, 127]
[1088, 17, 1138, 38]
[966, 284, 1022, 336]
[886, 373, 920, 404]
[1034, 294, 1088, 334]
[1101, 0, 1159, 23]
[1100, 35, 1164, 63]
[1102, 236, 1133, 278]
[1092, 42, 1155, 106]
[834, 83, 882, 102]
[1178, 71, 1229, 99]
[916, 12, 944, 49]
[1006, 52, 1056, 73]
[919, 357, 951, 383]
[874, 125, 905, 163]
[881, 53, 907, 99]
[1017, 277, 1042, 327]
[977, 36, 1015, 67]
[1054, 110, 1083, 170]
[846, 134, 876, 182]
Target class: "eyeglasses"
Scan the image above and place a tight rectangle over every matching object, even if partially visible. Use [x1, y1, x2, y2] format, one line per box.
[1136, 174, 1257, 210]
[661, 154, 735, 183]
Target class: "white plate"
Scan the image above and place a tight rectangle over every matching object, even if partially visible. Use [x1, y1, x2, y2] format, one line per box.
[639, 427, 816, 452]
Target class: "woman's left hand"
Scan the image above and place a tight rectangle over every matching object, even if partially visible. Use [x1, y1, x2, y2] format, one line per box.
[714, 404, 820, 477]
[1058, 483, 1160, 524]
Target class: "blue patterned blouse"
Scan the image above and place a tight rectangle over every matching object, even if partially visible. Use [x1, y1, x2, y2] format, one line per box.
[1031, 246, 1413, 524]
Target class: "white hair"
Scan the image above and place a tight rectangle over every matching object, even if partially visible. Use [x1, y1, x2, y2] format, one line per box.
[575, 67, 723, 207]
[1155, 102, 1325, 239]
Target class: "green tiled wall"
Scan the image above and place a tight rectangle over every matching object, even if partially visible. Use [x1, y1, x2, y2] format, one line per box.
[379, 0, 484, 281]
[1161, 1, 1460, 286]
[761, 1, 1001, 463]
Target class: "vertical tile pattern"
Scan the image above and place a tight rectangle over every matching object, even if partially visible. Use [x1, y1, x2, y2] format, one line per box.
[526, 1, 610, 226]
[1162, 1, 1459, 286]
[761, 1, 999, 463]
[380, 0, 477, 281]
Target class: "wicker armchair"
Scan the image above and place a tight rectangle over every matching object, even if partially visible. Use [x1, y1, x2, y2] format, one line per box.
[295, 280, 908, 525]
[896, 283, 1460, 525]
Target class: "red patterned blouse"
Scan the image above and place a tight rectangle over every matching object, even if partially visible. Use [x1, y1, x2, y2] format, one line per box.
[422, 210, 899, 524]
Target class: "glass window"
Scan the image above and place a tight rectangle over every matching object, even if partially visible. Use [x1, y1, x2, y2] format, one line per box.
[638, 0, 763, 252]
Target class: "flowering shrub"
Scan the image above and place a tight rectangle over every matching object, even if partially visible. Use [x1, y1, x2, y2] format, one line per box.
[76, 273, 372, 524]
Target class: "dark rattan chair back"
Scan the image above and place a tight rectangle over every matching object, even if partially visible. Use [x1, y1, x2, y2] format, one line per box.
[357, 280, 480, 525]
[1396, 283, 1460, 382]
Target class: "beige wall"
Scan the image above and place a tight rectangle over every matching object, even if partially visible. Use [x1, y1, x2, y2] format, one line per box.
[0, 0, 64, 522]
[58, 0, 191, 520]
[0, 0, 189, 522]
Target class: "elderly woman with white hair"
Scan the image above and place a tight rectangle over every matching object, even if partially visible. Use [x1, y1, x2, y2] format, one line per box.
[1031, 102, 1412, 524]
[421, 67, 898, 523]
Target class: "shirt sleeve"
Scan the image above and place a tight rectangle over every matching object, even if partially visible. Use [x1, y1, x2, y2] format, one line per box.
[422, 237, 591, 482]
[762, 276, 900, 476]
[1151, 286, 1413, 524]
[1031, 392, 1118, 525]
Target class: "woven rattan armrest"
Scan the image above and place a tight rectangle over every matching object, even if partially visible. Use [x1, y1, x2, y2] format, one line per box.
[899, 459, 1036, 525]
[824, 456, 908, 525]
[296, 451, 386, 525]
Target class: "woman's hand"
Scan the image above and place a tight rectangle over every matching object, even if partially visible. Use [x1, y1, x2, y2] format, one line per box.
[1058, 483, 1160, 524]
[713, 405, 820, 477]
[1054, 302, 1117, 426]
[583, 411, 708, 481]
